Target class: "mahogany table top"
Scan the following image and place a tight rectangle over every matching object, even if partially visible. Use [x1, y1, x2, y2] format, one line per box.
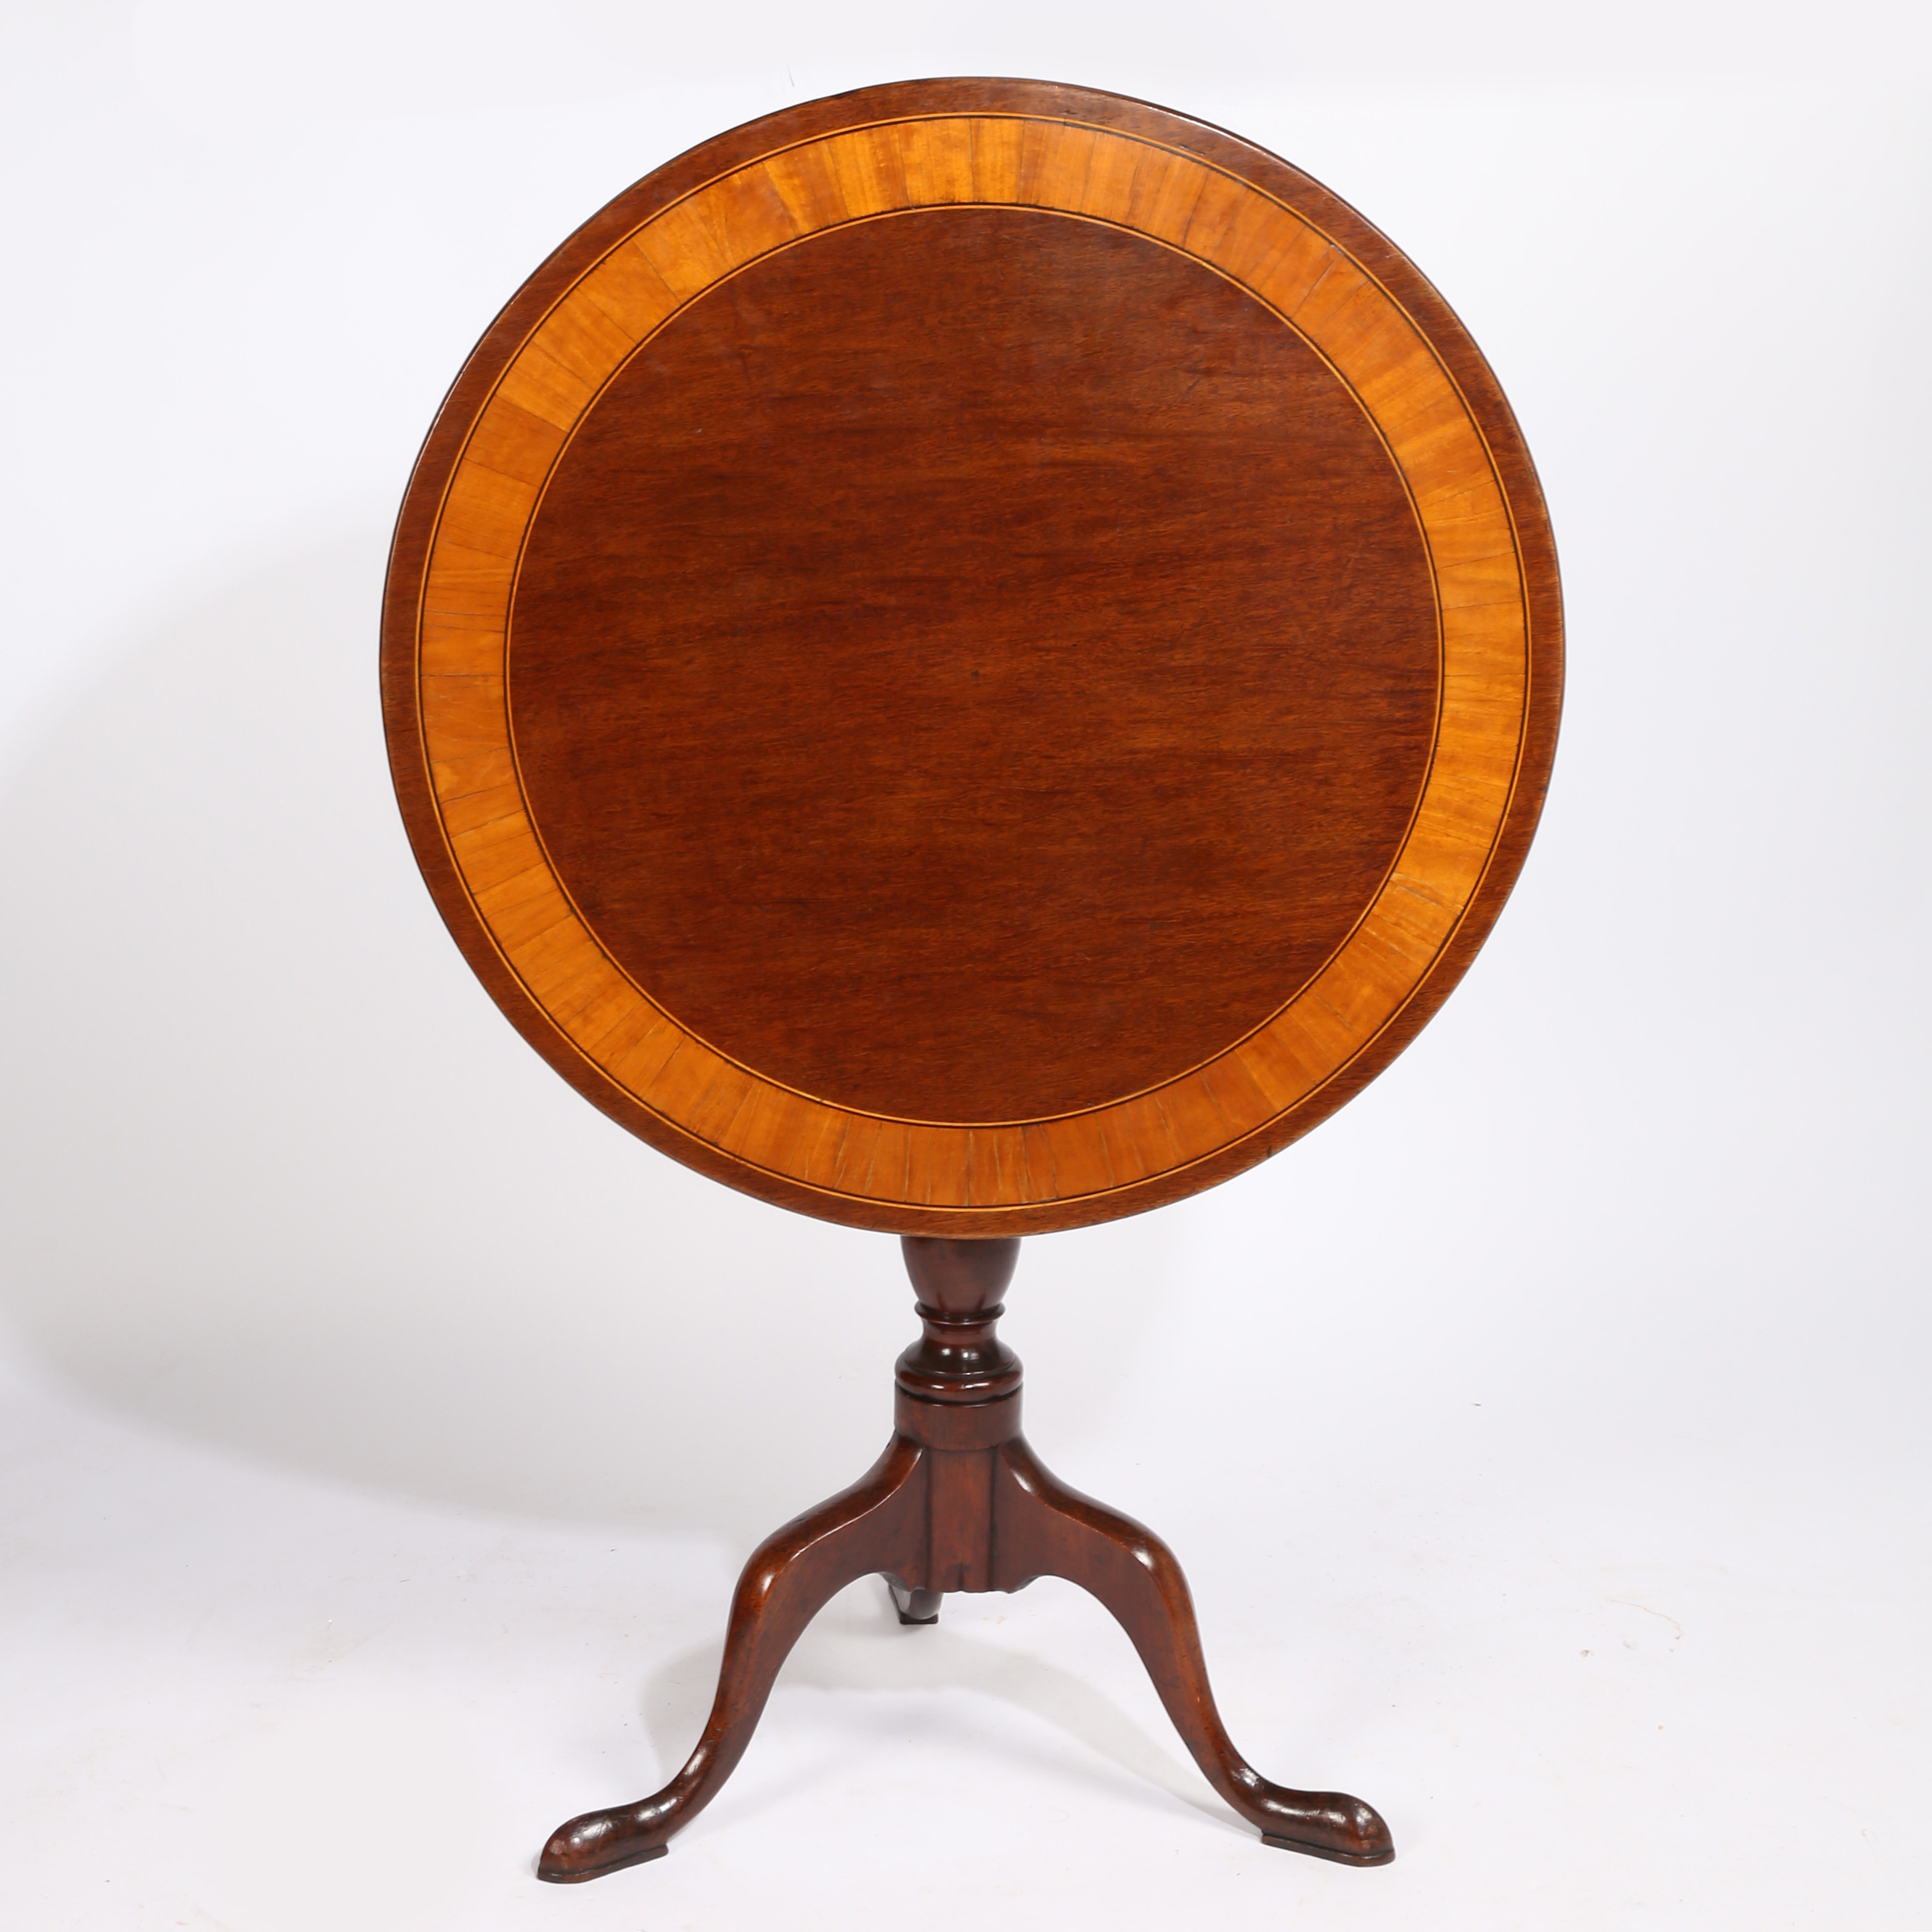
[381, 78, 1563, 1235]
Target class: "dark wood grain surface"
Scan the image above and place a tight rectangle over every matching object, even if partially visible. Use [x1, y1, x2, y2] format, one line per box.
[512, 208, 1437, 1123]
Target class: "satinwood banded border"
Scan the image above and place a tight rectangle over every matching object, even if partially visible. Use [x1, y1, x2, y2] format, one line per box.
[381, 78, 1563, 1235]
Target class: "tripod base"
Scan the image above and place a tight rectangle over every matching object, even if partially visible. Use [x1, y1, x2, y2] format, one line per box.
[537, 1238, 1393, 1881]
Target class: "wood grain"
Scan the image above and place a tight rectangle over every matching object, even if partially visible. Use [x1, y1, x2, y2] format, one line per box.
[381, 81, 1563, 1234]
[510, 208, 1438, 1123]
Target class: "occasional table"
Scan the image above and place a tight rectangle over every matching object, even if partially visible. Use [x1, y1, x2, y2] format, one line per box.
[380, 76, 1562, 1882]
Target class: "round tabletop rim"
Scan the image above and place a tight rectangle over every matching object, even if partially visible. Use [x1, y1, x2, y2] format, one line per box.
[380, 76, 1564, 1234]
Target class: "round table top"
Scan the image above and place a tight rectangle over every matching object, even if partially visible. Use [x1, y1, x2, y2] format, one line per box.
[382, 78, 1563, 1235]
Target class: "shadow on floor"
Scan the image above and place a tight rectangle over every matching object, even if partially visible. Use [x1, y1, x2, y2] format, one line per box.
[629, 1574, 1233, 1835]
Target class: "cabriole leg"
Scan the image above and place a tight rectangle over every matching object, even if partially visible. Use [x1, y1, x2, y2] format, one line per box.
[537, 1436, 927, 1881]
[989, 1437, 1393, 1865]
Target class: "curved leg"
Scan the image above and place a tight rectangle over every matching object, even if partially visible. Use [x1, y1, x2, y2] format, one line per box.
[992, 1439, 1394, 1866]
[886, 1580, 942, 1625]
[538, 1436, 928, 1881]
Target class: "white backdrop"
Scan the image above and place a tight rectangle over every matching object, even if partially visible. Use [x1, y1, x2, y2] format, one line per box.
[2, 5, 1928, 1928]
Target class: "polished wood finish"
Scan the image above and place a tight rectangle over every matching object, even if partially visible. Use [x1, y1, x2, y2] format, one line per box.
[536, 1238, 1394, 1881]
[510, 209, 1436, 1124]
[381, 78, 1563, 1235]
